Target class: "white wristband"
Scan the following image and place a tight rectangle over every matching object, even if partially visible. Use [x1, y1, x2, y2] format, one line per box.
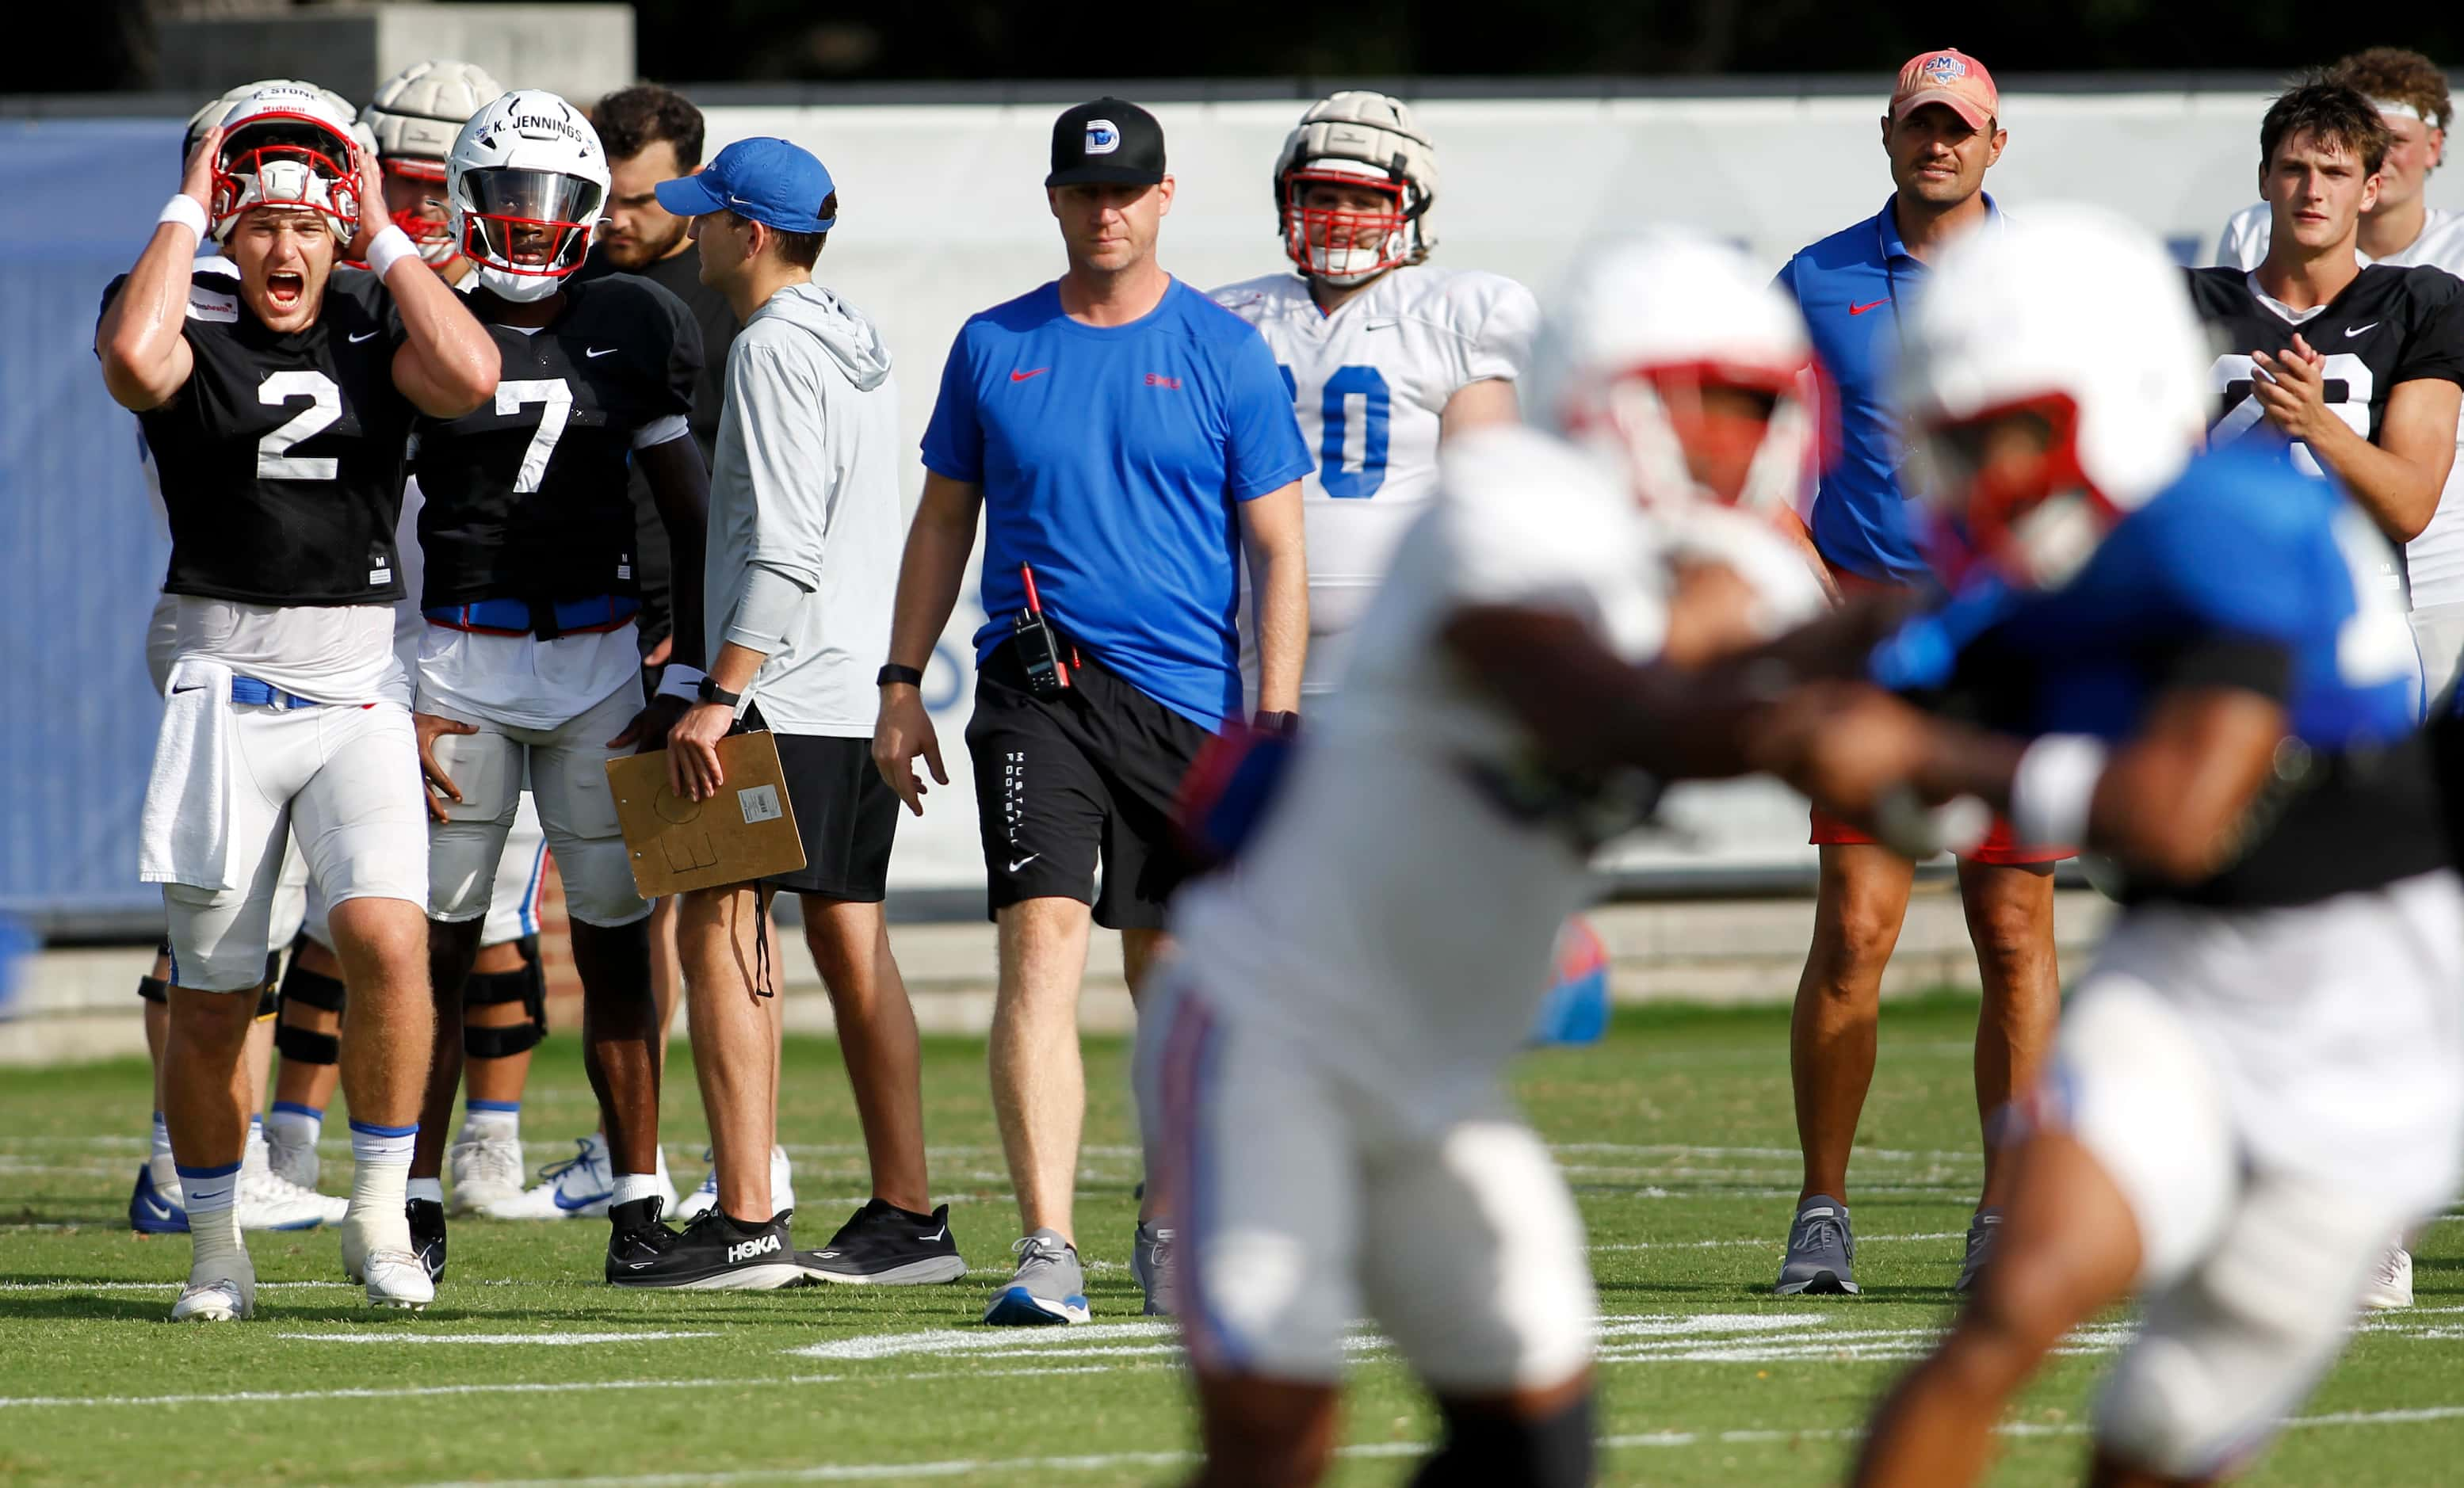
[159, 195, 209, 240]
[364, 223, 420, 281]
[2009, 734, 2108, 850]
[655, 665, 707, 701]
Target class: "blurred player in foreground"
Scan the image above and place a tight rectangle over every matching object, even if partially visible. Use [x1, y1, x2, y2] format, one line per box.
[1138, 233, 1829, 1486]
[1782, 208, 2464, 1486]
[98, 85, 499, 1318]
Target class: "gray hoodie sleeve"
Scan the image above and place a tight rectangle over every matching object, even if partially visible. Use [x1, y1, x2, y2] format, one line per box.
[722, 562, 812, 654]
[716, 336, 833, 626]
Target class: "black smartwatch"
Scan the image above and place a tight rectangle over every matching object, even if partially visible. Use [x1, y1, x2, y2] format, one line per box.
[696, 676, 743, 708]
[877, 662, 924, 688]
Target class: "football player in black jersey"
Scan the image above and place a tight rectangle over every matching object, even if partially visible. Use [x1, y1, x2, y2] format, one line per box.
[97, 82, 499, 1321]
[2186, 83, 2464, 596]
[399, 89, 712, 1281]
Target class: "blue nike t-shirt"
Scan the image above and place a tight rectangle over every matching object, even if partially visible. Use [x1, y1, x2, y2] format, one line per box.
[922, 278, 1312, 728]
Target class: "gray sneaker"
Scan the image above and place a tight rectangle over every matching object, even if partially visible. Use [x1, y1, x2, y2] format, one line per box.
[983, 1227, 1090, 1326]
[1775, 1194, 1859, 1295]
[1954, 1208, 2003, 1295]
[1131, 1220, 1174, 1316]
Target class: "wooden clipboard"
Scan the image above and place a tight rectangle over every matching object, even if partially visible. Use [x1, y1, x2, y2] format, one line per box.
[605, 731, 808, 897]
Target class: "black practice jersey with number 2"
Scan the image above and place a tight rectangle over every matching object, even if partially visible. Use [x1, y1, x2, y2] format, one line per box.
[101, 266, 415, 606]
[411, 273, 700, 609]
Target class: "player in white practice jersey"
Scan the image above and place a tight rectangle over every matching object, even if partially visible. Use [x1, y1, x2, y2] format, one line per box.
[1211, 91, 1538, 703]
[2215, 50, 2464, 723]
[1139, 233, 1828, 1486]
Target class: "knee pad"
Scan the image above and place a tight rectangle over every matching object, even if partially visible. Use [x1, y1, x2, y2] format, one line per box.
[1409, 1391, 1595, 1488]
[463, 940, 547, 1060]
[273, 960, 346, 1066]
[136, 975, 169, 1005]
[255, 981, 278, 1021]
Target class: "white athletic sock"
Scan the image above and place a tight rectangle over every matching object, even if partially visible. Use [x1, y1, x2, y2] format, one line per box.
[346, 1121, 415, 1247]
[179, 1161, 246, 1275]
[609, 1172, 663, 1207]
[406, 1176, 445, 1205]
[148, 1113, 177, 1185]
[266, 1103, 323, 1151]
[460, 1101, 519, 1144]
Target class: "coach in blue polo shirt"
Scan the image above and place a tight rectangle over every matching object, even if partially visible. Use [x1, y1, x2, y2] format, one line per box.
[1766, 49, 2068, 1307]
[873, 97, 1309, 1325]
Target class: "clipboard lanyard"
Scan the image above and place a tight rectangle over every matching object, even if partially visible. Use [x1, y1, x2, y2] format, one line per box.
[753, 883, 777, 999]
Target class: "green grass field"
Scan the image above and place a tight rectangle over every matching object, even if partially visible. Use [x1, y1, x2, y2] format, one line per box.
[5, 993, 2462, 1485]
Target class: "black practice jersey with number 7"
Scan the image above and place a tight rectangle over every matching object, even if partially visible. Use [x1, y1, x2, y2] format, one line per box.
[100, 266, 417, 606]
[410, 273, 701, 610]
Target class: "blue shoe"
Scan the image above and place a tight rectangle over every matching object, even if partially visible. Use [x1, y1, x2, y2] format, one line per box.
[983, 1229, 1090, 1325]
[130, 1163, 189, 1234]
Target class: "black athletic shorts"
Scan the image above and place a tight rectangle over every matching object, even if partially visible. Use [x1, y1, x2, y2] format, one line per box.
[736, 704, 898, 902]
[964, 637, 1215, 929]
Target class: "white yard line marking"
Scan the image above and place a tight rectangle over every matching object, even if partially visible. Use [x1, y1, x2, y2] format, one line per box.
[274, 1330, 719, 1345]
[397, 1401, 2464, 1486]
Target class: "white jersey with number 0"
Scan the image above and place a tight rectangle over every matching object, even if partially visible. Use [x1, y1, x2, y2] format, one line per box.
[1170, 426, 1822, 1120]
[2214, 204, 2464, 608]
[1210, 264, 1541, 698]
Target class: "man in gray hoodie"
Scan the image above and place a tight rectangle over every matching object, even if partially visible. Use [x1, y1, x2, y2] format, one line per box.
[626, 138, 965, 1288]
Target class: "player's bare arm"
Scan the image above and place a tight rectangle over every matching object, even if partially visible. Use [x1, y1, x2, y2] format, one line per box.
[871, 470, 982, 815]
[1440, 605, 1772, 783]
[365, 147, 499, 418]
[1437, 377, 1517, 439]
[2253, 334, 2459, 540]
[609, 435, 714, 752]
[1237, 478, 1308, 715]
[97, 126, 217, 411]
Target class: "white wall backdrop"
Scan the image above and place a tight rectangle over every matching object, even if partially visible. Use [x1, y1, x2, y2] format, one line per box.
[688, 88, 2457, 888]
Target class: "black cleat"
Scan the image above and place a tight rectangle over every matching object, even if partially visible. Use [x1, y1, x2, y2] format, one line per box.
[801, 1200, 968, 1285]
[609, 1207, 807, 1290]
[407, 1197, 447, 1284]
[605, 1196, 681, 1284]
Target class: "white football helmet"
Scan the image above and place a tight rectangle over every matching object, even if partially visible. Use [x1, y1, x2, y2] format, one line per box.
[445, 90, 610, 302]
[185, 78, 355, 162]
[208, 82, 364, 242]
[1897, 204, 2209, 589]
[1273, 91, 1437, 285]
[1523, 231, 1816, 517]
[363, 59, 506, 263]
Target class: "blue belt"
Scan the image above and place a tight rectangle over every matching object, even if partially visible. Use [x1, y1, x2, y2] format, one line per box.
[423, 594, 640, 639]
[229, 677, 321, 709]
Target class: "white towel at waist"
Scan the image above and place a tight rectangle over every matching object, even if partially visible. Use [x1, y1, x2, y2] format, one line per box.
[139, 657, 236, 890]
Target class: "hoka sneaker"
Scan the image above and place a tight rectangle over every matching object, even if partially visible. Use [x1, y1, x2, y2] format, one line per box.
[610, 1208, 806, 1290]
[983, 1228, 1091, 1326]
[1775, 1194, 1859, 1296]
[801, 1200, 968, 1285]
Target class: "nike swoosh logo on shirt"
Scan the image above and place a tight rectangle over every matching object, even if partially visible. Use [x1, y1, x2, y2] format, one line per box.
[1010, 368, 1049, 382]
[2347, 322, 2381, 337]
[1364, 318, 1400, 331]
[349, 330, 380, 343]
[1007, 853, 1041, 873]
[1849, 299, 1889, 315]
[587, 346, 617, 357]
[171, 685, 204, 694]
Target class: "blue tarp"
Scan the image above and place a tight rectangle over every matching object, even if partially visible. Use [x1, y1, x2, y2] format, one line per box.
[0, 120, 188, 930]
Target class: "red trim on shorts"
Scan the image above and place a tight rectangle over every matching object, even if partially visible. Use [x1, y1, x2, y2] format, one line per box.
[1809, 805, 2072, 865]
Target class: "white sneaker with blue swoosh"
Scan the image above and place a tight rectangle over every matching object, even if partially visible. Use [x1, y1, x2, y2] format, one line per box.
[483, 1133, 617, 1219]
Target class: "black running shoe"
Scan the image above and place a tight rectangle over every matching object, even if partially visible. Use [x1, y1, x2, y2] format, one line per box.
[605, 1196, 680, 1284]
[802, 1200, 968, 1285]
[609, 1207, 806, 1290]
[407, 1197, 447, 1284]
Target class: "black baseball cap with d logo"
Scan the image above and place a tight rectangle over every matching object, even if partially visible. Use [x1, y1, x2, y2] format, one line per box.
[1045, 97, 1166, 188]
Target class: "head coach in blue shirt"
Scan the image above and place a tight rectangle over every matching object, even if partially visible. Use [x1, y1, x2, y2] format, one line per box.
[1764, 51, 2067, 1306]
[872, 97, 1310, 1322]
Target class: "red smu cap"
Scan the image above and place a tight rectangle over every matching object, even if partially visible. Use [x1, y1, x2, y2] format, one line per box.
[1891, 48, 2000, 132]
